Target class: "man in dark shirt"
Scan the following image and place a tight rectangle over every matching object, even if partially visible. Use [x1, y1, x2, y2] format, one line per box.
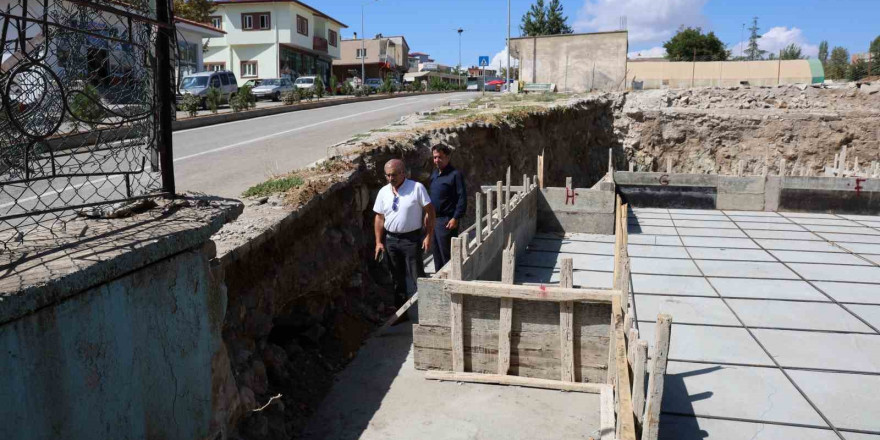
[429, 144, 467, 272]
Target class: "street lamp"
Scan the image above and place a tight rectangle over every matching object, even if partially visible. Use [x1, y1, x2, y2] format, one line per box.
[506, 0, 510, 91]
[362, 0, 379, 86]
[457, 28, 464, 88]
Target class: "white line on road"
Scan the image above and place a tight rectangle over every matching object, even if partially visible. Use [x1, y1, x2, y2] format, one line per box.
[0, 176, 114, 209]
[173, 98, 431, 162]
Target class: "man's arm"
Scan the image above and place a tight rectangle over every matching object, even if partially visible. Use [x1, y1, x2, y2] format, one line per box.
[374, 213, 385, 259]
[422, 203, 436, 252]
[449, 171, 468, 229]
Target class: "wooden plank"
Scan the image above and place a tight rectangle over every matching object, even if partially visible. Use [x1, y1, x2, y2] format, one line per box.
[450, 292, 464, 372]
[612, 296, 638, 440]
[486, 188, 494, 230]
[600, 385, 615, 440]
[505, 167, 511, 216]
[444, 280, 617, 303]
[450, 238, 463, 281]
[627, 328, 638, 366]
[496, 181, 504, 220]
[377, 292, 419, 334]
[560, 258, 575, 382]
[632, 339, 648, 426]
[642, 314, 672, 440]
[475, 192, 483, 245]
[426, 370, 610, 394]
[498, 244, 515, 375]
[537, 153, 544, 189]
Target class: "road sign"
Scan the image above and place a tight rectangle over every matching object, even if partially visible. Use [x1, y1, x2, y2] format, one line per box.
[479, 56, 489, 67]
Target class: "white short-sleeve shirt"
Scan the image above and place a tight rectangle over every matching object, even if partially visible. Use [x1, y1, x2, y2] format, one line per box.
[373, 179, 432, 233]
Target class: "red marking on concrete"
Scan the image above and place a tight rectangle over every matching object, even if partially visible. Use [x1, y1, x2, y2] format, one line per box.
[539, 284, 548, 297]
[565, 187, 576, 205]
[855, 178, 867, 196]
[659, 174, 670, 186]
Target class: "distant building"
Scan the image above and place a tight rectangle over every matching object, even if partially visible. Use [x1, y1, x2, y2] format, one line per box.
[174, 17, 225, 83]
[202, 0, 348, 86]
[467, 66, 496, 77]
[627, 59, 825, 89]
[851, 53, 872, 63]
[332, 35, 410, 81]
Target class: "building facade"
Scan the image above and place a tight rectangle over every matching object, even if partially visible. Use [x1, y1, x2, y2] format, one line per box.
[332, 35, 410, 82]
[626, 59, 825, 89]
[175, 17, 225, 86]
[202, 0, 347, 86]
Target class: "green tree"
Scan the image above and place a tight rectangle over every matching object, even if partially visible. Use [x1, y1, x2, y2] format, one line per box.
[520, 0, 547, 36]
[745, 17, 766, 60]
[780, 44, 803, 60]
[869, 35, 880, 76]
[545, 0, 573, 35]
[818, 40, 829, 65]
[846, 59, 869, 81]
[827, 46, 850, 79]
[173, 0, 216, 23]
[662, 27, 729, 61]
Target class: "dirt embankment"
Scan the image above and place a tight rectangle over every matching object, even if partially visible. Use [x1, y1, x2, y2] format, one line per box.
[616, 84, 880, 174]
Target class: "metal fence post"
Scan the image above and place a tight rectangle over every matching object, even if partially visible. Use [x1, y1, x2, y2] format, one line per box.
[156, 0, 176, 195]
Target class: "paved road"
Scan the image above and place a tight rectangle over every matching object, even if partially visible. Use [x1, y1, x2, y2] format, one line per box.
[174, 92, 474, 198]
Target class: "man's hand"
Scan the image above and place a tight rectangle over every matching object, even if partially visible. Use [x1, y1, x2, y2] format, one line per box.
[375, 242, 385, 260]
[445, 218, 458, 230]
[422, 235, 431, 252]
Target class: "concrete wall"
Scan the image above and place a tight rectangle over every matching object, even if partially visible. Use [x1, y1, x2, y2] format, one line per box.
[627, 59, 823, 90]
[510, 31, 628, 92]
[537, 182, 617, 234]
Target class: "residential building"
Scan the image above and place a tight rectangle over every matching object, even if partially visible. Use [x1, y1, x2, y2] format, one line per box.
[467, 66, 496, 77]
[174, 17, 225, 85]
[202, 0, 347, 86]
[332, 35, 410, 82]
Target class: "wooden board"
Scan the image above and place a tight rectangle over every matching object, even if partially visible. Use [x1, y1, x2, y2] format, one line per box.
[444, 280, 617, 303]
[612, 296, 637, 440]
[426, 370, 610, 394]
[560, 258, 575, 382]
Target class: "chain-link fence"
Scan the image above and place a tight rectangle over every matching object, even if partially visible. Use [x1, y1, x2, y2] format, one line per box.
[0, 0, 176, 252]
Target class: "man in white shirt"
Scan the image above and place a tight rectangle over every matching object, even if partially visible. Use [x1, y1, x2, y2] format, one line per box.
[374, 159, 436, 322]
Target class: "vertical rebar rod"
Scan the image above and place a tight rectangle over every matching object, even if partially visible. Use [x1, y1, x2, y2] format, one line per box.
[156, 0, 175, 195]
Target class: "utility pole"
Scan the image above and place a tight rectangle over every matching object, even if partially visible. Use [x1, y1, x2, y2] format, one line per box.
[740, 23, 745, 59]
[506, 0, 510, 91]
[457, 28, 464, 89]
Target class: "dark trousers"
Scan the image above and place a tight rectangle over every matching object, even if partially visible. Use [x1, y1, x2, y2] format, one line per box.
[432, 217, 458, 272]
[385, 230, 424, 321]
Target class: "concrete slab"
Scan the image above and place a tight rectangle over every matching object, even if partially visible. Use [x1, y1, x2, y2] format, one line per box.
[629, 225, 678, 235]
[709, 278, 827, 301]
[726, 299, 874, 332]
[814, 282, 880, 304]
[668, 209, 726, 215]
[847, 304, 880, 329]
[628, 244, 690, 259]
[680, 236, 760, 249]
[789, 263, 880, 283]
[695, 260, 800, 279]
[628, 235, 684, 246]
[629, 218, 676, 227]
[788, 370, 880, 432]
[769, 250, 872, 266]
[804, 225, 880, 235]
[516, 268, 614, 290]
[788, 218, 862, 226]
[735, 222, 808, 231]
[632, 207, 669, 213]
[753, 329, 880, 373]
[674, 220, 739, 229]
[727, 215, 792, 223]
[518, 250, 614, 271]
[754, 239, 843, 252]
[639, 324, 773, 366]
[662, 361, 826, 426]
[818, 233, 880, 244]
[634, 295, 739, 325]
[839, 215, 880, 221]
[303, 324, 603, 440]
[560, 232, 617, 243]
[844, 432, 880, 440]
[780, 212, 841, 219]
[631, 257, 702, 276]
[630, 212, 672, 219]
[658, 414, 840, 440]
[676, 228, 749, 238]
[631, 274, 718, 297]
[861, 254, 880, 266]
[745, 230, 822, 241]
[838, 242, 880, 254]
[855, 220, 880, 228]
[723, 210, 782, 217]
[526, 239, 614, 255]
[686, 247, 775, 262]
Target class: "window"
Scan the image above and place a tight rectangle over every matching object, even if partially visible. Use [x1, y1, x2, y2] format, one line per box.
[241, 61, 258, 78]
[296, 15, 308, 36]
[241, 12, 270, 30]
[210, 76, 221, 88]
[204, 62, 225, 71]
[209, 16, 222, 29]
[219, 73, 229, 86]
[328, 29, 337, 47]
[226, 72, 237, 85]
[356, 48, 367, 59]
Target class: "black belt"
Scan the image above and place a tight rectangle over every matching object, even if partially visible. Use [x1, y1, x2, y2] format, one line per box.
[386, 229, 422, 238]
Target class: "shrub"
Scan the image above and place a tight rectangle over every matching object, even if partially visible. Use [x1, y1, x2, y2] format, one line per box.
[282, 90, 298, 105]
[205, 86, 221, 113]
[230, 85, 255, 112]
[413, 78, 423, 92]
[314, 76, 325, 99]
[340, 81, 353, 95]
[242, 175, 304, 198]
[181, 93, 201, 117]
[69, 84, 106, 128]
[329, 75, 338, 96]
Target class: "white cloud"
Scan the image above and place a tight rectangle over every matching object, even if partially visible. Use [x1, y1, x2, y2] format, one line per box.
[728, 27, 819, 58]
[489, 47, 519, 72]
[628, 46, 667, 59]
[575, 0, 709, 44]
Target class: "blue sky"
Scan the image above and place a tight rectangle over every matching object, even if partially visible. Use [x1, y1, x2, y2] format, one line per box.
[320, 0, 879, 66]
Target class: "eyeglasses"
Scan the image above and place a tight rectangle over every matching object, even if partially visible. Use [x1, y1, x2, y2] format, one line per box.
[392, 195, 399, 212]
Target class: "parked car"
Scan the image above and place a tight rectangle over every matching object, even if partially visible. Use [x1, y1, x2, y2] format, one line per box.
[294, 76, 318, 90]
[242, 79, 263, 88]
[364, 78, 383, 91]
[252, 78, 294, 101]
[179, 70, 238, 109]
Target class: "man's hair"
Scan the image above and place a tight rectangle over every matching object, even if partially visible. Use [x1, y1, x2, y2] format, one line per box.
[432, 144, 451, 156]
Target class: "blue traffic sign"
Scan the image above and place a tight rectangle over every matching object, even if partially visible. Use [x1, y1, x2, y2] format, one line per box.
[478, 56, 489, 67]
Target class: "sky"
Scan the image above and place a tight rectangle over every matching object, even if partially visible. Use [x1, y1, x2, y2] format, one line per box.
[319, 0, 879, 68]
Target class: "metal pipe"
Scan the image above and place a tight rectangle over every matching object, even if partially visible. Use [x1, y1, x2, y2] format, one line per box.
[156, 0, 175, 195]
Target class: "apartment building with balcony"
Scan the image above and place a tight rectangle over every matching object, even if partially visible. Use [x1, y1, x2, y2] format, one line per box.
[332, 35, 410, 82]
[202, 0, 347, 86]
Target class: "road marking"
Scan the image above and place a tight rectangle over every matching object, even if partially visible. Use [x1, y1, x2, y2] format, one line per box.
[173, 98, 436, 162]
[173, 94, 428, 134]
[0, 176, 114, 209]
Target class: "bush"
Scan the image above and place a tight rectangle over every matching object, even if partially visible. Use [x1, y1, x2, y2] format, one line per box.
[181, 93, 201, 117]
[379, 74, 394, 94]
[314, 76, 325, 99]
[353, 85, 368, 97]
[69, 84, 106, 128]
[413, 78, 423, 92]
[231, 85, 255, 112]
[329, 75, 338, 96]
[282, 90, 299, 105]
[205, 86, 221, 113]
[299, 87, 314, 102]
[340, 81, 353, 95]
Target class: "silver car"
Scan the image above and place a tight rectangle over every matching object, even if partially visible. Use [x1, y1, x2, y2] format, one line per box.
[252, 78, 294, 101]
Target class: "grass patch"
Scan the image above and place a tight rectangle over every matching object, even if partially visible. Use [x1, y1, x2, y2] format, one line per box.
[369, 128, 392, 132]
[242, 175, 304, 198]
